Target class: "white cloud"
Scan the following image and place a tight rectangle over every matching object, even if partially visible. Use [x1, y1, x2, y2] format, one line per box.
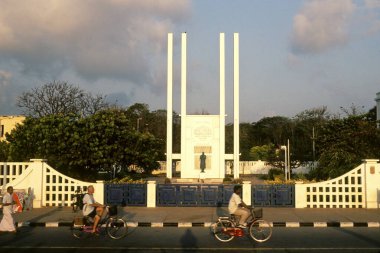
[362, 0, 380, 35]
[0, 0, 190, 85]
[0, 69, 11, 89]
[290, 0, 356, 54]
[0, 69, 13, 106]
[364, 0, 380, 9]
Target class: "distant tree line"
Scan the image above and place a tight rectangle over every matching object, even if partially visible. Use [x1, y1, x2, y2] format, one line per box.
[0, 81, 379, 181]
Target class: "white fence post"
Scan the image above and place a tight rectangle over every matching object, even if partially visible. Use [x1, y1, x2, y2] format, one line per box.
[147, 181, 156, 207]
[94, 181, 105, 205]
[363, 159, 380, 208]
[30, 159, 46, 208]
[295, 183, 307, 208]
[243, 181, 251, 206]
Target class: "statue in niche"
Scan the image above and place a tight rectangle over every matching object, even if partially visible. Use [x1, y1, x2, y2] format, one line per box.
[200, 152, 206, 172]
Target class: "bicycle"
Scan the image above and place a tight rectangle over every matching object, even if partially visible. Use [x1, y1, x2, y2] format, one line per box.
[71, 205, 128, 240]
[213, 207, 272, 243]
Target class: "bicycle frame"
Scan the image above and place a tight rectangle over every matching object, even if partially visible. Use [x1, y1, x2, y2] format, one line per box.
[213, 208, 272, 243]
[71, 205, 128, 240]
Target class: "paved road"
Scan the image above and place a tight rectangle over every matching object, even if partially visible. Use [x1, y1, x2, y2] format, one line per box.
[9, 206, 380, 228]
[1, 226, 380, 252]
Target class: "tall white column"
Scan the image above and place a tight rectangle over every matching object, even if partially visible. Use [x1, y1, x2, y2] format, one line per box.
[180, 33, 187, 172]
[219, 33, 226, 178]
[181, 33, 187, 117]
[233, 33, 240, 179]
[166, 33, 173, 179]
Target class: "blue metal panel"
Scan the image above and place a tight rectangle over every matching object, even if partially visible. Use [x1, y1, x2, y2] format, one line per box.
[252, 184, 294, 207]
[105, 183, 147, 206]
[105, 184, 125, 205]
[157, 184, 235, 207]
[157, 184, 177, 206]
[178, 185, 198, 206]
[252, 185, 272, 206]
[273, 185, 294, 206]
[199, 185, 220, 206]
[127, 184, 147, 206]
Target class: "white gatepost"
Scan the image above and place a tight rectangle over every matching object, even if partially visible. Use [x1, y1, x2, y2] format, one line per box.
[242, 181, 251, 206]
[30, 159, 46, 208]
[363, 159, 380, 208]
[94, 180, 105, 205]
[147, 181, 156, 207]
[294, 183, 307, 208]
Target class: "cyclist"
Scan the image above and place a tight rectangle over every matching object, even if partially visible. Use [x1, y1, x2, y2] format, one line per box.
[82, 185, 105, 234]
[228, 185, 250, 228]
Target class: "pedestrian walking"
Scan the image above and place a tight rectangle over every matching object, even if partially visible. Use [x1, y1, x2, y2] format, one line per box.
[0, 186, 16, 233]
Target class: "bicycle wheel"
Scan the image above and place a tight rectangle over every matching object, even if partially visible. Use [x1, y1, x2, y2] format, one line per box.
[213, 220, 235, 242]
[249, 219, 272, 242]
[106, 217, 128, 239]
[72, 225, 85, 239]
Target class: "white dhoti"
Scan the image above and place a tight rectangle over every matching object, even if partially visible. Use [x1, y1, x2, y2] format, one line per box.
[0, 212, 15, 231]
[0, 192, 16, 232]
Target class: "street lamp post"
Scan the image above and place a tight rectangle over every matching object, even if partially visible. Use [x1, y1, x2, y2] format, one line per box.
[281, 140, 291, 181]
[280, 145, 287, 181]
[287, 139, 290, 180]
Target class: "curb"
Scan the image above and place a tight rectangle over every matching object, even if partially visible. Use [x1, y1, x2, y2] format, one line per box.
[16, 221, 380, 228]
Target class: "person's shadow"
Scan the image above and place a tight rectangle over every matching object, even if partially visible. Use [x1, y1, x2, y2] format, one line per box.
[180, 228, 198, 249]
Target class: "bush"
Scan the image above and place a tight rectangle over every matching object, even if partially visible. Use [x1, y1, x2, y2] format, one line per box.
[268, 168, 283, 180]
[107, 175, 146, 184]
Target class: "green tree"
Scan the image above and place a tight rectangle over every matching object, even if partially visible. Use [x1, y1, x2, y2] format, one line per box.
[249, 144, 275, 161]
[0, 141, 10, 161]
[240, 123, 255, 160]
[312, 113, 380, 180]
[251, 116, 292, 145]
[6, 108, 162, 181]
[292, 107, 330, 163]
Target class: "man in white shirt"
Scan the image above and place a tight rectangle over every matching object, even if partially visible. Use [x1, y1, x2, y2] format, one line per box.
[228, 185, 250, 228]
[0, 186, 16, 233]
[82, 185, 105, 234]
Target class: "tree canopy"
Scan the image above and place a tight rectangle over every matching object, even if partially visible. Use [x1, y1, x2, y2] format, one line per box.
[6, 108, 162, 181]
[17, 81, 109, 117]
[310, 113, 380, 180]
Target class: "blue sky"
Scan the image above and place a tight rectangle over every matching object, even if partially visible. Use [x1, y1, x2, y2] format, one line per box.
[0, 0, 379, 122]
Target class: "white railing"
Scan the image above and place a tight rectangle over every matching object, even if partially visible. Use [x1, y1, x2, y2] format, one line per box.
[1, 159, 104, 208]
[43, 163, 100, 207]
[295, 159, 380, 208]
[0, 162, 30, 187]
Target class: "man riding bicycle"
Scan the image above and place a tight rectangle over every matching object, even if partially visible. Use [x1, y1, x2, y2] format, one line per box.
[82, 185, 105, 234]
[228, 185, 250, 228]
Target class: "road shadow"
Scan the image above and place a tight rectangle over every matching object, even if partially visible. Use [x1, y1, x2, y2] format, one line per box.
[180, 228, 198, 249]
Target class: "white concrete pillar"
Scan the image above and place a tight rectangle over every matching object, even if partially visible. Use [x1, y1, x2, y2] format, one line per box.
[219, 33, 226, 178]
[147, 181, 156, 207]
[363, 159, 380, 208]
[233, 33, 240, 179]
[166, 33, 173, 179]
[94, 180, 105, 205]
[294, 183, 307, 208]
[181, 32, 187, 117]
[29, 159, 47, 208]
[180, 33, 187, 176]
[242, 181, 251, 206]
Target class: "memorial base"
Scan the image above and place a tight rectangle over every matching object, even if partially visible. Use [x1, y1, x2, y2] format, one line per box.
[199, 172, 206, 180]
